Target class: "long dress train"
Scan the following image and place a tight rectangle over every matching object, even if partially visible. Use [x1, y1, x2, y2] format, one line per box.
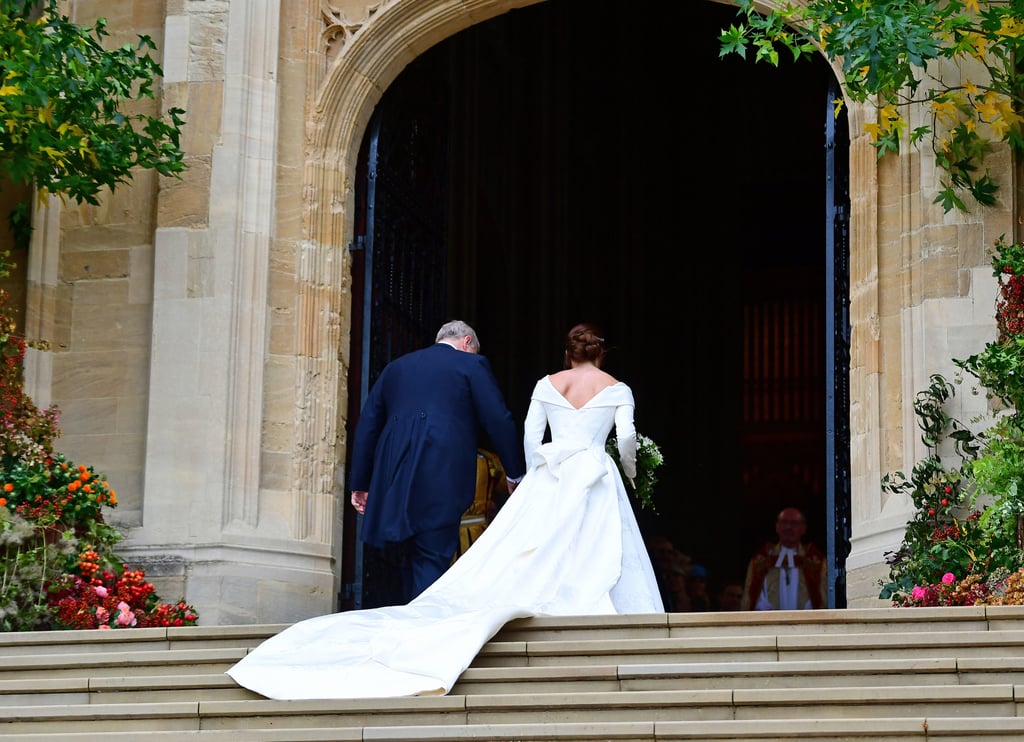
[225, 377, 663, 700]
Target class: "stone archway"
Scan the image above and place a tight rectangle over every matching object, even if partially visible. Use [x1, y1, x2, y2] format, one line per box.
[300, 0, 865, 603]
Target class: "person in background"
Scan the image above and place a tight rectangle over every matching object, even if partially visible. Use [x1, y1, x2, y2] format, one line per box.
[741, 506, 827, 611]
[685, 564, 711, 612]
[664, 552, 692, 612]
[713, 580, 745, 611]
[645, 535, 689, 612]
[349, 319, 526, 605]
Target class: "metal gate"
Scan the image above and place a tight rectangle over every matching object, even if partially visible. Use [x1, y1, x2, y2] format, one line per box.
[825, 78, 852, 608]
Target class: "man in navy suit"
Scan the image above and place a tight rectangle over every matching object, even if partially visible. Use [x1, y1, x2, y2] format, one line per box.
[349, 320, 527, 604]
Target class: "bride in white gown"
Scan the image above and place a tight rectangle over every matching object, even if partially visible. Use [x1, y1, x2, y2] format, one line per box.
[226, 323, 664, 700]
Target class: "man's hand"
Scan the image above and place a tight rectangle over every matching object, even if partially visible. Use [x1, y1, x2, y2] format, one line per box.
[351, 490, 368, 514]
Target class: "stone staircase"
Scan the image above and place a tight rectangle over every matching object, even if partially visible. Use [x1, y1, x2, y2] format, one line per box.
[2, 606, 1024, 740]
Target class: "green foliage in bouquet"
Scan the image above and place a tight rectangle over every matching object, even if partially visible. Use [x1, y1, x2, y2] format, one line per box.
[606, 432, 663, 512]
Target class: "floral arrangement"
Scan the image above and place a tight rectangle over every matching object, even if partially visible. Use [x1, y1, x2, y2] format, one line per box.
[0, 250, 199, 631]
[2, 454, 118, 526]
[880, 236, 1024, 607]
[48, 563, 198, 629]
[606, 432, 663, 511]
[893, 568, 1024, 607]
[0, 468, 201, 630]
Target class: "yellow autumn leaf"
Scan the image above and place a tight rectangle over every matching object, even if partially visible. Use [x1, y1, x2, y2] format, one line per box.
[832, 97, 845, 118]
[973, 37, 989, 56]
[37, 102, 53, 125]
[863, 121, 883, 142]
[879, 104, 902, 133]
[997, 17, 1024, 39]
[0, 84, 21, 97]
[930, 98, 959, 124]
[975, 92, 1000, 121]
[991, 115, 1011, 139]
[39, 146, 65, 163]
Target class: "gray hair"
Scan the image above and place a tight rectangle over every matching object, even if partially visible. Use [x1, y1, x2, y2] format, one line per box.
[436, 319, 480, 352]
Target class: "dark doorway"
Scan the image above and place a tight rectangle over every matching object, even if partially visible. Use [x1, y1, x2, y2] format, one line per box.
[345, 0, 848, 608]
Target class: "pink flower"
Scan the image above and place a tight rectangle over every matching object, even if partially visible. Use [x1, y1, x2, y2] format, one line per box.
[94, 606, 109, 625]
[942, 572, 956, 585]
[115, 601, 137, 627]
[98, 625, 111, 631]
[911, 585, 927, 600]
[94, 585, 108, 598]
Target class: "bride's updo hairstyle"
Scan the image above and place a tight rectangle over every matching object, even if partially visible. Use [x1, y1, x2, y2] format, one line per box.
[564, 322, 607, 369]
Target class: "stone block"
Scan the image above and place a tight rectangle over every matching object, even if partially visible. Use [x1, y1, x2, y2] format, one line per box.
[158, 156, 212, 228]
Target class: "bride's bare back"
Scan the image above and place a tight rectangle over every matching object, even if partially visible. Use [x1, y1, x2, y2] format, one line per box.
[548, 363, 618, 409]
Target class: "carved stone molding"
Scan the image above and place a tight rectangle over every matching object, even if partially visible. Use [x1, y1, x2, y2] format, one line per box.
[320, 1, 387, 69]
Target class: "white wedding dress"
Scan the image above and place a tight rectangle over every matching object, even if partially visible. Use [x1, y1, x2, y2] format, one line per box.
[225, 376, 664, 700]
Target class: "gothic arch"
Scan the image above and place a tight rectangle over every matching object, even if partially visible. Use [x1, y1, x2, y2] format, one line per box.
[298, 0, 876, 601]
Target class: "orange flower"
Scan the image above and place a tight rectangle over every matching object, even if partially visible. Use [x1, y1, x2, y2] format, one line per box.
[3, 482, 12, 492]
[68, 480, 82, 492]
[0, 497, 6, 507]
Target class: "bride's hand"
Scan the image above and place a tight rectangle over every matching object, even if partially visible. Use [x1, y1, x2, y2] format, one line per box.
[351, 490, 368, 514]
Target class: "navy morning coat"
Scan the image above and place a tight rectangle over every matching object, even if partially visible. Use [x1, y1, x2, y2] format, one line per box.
[350, 342, 527, 548]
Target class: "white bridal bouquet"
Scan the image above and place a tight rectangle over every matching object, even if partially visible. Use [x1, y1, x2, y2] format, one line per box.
[605, 432, 663, 511]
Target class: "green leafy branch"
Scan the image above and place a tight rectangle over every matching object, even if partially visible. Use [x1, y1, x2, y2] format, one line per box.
[719, 0, 1024, 213]
[0, 0, 186, 206]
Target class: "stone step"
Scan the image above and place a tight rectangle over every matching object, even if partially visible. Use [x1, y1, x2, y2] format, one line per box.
[473, 628, 1024, 667]
[6, 717, 1024, 742]
[4, 606, 1023, 661]
[0, 647, 247, 680]
[0, 684, 1021, 737]
[0, 625, 288, 658]
[455, 655, 1024, 694]
[3, 607, 1023, 740]
[6, 628, 1023, 687]
[7, 655, 1023, 707]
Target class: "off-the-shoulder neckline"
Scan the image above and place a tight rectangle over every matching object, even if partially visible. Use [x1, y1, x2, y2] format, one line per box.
[543, 375, 623, 410]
